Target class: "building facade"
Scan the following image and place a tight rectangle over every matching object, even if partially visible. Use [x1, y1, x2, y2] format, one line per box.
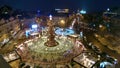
[0, 18, 20, 46]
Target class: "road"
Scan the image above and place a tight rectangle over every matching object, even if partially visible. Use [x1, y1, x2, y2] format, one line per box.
[85, 32, 120, 68]
[0, 30, 23, 53]
[95, 33, 120, 54]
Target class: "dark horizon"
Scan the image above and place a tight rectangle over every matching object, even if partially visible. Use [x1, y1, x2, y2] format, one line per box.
[0, 0, 120, 13]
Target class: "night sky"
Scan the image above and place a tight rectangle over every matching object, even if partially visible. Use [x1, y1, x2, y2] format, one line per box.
[0, 0, 120, 12]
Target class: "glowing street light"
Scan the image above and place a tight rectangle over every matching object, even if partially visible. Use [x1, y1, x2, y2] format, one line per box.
[99, 24, 103, 28]
[107, 8, 110, 11]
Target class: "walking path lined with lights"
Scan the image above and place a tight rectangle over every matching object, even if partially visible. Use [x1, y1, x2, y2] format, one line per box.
[86, 33, 120, 67]
[94, 33, 120, 54]
[55, 28, 74, 36]
[16, 34, 84, 65]
[15, 20, 85, 66]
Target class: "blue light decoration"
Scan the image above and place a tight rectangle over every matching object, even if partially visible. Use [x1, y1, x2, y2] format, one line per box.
[114, 59, 118, 64]
[32, 24, 38, 29]
[31, 24, 38, 31]
[55, 28, 74, 36]
[80, 10, 86, 14]
[25, 30, 30, 37]
[100, 62, 113, 68]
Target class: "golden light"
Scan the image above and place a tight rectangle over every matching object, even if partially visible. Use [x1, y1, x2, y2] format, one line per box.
[59, 19, 66, 28]
[99, 24, 103, 28]
[60, 20, 65, 24]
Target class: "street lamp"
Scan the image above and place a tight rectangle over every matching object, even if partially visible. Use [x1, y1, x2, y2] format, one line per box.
[99, 24, 103, 28]
[107, 8, 110, 11]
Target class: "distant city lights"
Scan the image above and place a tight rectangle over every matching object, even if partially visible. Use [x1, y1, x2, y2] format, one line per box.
[55, 9, 69, 13]
[80, 10, 86, 14]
